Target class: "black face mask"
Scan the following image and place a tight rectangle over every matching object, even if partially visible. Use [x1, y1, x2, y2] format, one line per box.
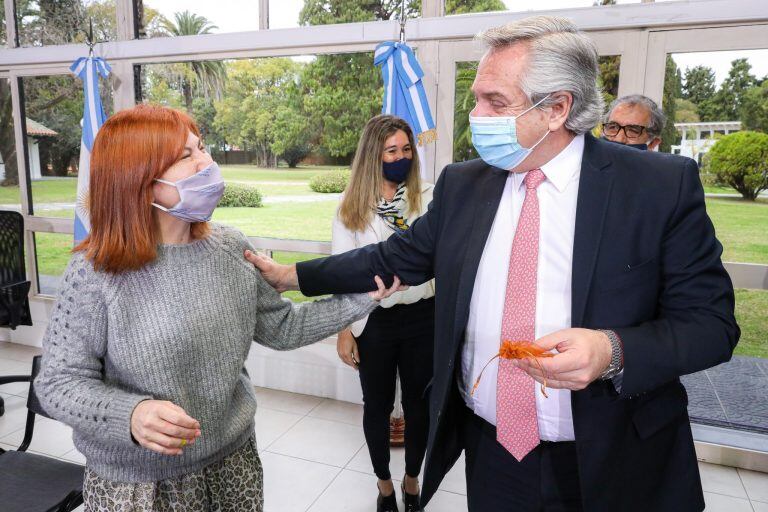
[603, 137, 648, 151]
[382, 158, 412, 183]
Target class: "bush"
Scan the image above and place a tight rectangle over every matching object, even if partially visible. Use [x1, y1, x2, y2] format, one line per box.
[707, 131, 768, 201]
[309, 169, 350, 193]
[219, 184, 263, 208]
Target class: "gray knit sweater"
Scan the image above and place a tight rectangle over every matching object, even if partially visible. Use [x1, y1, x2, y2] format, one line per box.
[35, 224, 377, 483]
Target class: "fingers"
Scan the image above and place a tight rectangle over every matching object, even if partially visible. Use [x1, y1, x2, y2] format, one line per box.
[352, 344, 360, 367]
[533, 330, 570, 351]
[159, 403, 201, 429]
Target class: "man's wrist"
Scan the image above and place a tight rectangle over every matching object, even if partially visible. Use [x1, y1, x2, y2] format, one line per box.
[287, 264, 300, 291]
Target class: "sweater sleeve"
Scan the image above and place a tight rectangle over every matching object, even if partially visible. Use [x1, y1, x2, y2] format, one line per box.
[34, 254, 152, 447]
[252, 272, 378, 351]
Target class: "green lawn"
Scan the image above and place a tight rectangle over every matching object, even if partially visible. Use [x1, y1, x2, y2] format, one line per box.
[706, 198, 768, 263]
[703, 185, 739, 195]
[733, 289, 768, 359]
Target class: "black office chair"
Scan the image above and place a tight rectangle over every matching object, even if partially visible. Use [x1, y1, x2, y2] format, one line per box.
[0, 355, 84, 511]
[0, 210, 33, 417]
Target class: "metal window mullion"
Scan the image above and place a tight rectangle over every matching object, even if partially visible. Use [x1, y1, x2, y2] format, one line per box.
[4, 0, 17, 48]
[116, 0, 136, 41]
[259, 0, 269, 30]
[9, 73, 39, 294]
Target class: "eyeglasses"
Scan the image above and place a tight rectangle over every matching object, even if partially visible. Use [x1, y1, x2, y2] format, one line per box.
[602, 122, 647, 139]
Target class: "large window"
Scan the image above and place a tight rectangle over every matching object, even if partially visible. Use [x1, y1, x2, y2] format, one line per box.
[660, 48, 768, 437]
[20, 74, 114, 220]
[137, 51, 381, 242]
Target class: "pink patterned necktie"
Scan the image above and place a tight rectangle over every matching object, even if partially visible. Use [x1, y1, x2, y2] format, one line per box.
[496, 168, 546, 462]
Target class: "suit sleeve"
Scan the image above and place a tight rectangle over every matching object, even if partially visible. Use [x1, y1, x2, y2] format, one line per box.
[614, 159, 739, 397]
[296, 170, 446, 297]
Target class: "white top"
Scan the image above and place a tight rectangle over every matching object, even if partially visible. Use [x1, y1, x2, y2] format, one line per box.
[332, 183, 437, 337]
[461, 134, 585, 442]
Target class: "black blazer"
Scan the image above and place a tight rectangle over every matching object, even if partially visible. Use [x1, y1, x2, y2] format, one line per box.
[297, 134, 739, 511]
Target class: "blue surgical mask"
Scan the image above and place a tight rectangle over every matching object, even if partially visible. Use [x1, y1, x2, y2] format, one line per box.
[603, 138, 648, 151]
[469, 95, 550, 170]
[382, 157, 412, 183]
[152, 162, 226, 223]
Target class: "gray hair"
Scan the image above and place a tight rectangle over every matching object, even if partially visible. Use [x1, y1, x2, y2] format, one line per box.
[478, 16, 604, 135]
[606, 94, 667, 137]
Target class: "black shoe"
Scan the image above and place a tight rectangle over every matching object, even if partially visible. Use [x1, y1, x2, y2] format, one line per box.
[377, 487, 399, 512]
[401, 479, 422, 512]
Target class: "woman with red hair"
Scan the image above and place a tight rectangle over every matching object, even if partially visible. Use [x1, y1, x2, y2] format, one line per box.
[34, 104, 401, 512]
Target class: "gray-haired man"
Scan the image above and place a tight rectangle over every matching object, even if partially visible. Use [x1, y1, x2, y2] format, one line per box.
[603, 94, 666, 150]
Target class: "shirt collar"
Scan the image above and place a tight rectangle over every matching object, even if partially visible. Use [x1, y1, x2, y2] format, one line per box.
[514, 133, 585, 193]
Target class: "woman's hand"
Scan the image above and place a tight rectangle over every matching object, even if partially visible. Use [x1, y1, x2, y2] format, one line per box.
[369, 275, 408, 301]
[130, 400, 201, 456]
[337, 329, 360, 369]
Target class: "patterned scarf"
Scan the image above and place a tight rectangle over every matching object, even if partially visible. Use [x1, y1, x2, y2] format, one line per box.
[377, 183, 410, 232]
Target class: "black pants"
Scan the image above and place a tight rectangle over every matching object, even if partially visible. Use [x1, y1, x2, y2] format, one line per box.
[461, 406, 583, 512]
[356, 297, 434, 481]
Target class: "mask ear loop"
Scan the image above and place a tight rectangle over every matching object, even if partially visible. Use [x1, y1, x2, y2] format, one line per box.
[152, 179, 179, 212]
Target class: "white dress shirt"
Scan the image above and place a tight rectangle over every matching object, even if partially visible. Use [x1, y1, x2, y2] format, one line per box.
[461, 134, 584, 442]
[332, 183, 436, 337]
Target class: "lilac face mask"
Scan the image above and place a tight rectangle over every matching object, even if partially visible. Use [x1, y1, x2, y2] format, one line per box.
[152, 162, 226, 223]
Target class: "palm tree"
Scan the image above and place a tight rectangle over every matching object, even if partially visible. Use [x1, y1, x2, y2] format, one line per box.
[160, 11, 226, 111]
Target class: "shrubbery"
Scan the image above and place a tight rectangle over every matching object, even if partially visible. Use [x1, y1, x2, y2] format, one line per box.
[706, 131, 768, 200]
[309, 170, 350, 193]
[219, 185, 263, 207]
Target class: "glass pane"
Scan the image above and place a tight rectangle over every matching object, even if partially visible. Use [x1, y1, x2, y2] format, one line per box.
[137, 1, 259, 39]
[34, 231, 72, 295]
[0, 78, 21, 207]
[268, 0, 419, 30]
[452, 55, 621, 163]
[15, 0, 115, 47]
[21, 74, 114, 219]
[661, 48, 768, 436]
[137, 51, 380, 241]
[445, 0, 640, 16]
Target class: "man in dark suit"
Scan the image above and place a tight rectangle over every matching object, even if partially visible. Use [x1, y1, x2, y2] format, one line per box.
[247, 15, 738, 512]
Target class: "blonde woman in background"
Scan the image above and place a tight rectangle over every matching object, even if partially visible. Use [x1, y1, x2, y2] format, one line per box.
[334, 115, 435, 512]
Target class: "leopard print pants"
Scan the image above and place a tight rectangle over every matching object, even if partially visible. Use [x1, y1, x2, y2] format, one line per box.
[83, 436, 263, 512]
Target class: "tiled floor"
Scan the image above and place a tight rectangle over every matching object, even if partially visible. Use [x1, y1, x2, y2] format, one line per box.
[1, 341, 767, 512]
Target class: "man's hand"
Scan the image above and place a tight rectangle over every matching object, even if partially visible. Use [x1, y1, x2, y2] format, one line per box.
[130, 400, 201, 456]
[516, 328, 612, 391]
[245, 250, 299, 292]
[337, 329, 360, 369]
[368, 275, 408, 301]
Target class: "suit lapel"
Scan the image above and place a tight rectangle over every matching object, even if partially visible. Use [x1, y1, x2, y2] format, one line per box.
[572, 135, 614, 327]
[452, 167, 509, 341]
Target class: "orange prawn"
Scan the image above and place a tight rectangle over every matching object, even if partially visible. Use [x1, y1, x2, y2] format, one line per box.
[471, 340, 554, 398]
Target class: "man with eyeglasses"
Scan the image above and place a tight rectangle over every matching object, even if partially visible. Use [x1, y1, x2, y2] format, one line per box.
[602, 94, 666, 150]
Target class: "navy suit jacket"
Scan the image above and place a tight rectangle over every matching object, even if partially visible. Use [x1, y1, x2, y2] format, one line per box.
[297, 134, 739, 511]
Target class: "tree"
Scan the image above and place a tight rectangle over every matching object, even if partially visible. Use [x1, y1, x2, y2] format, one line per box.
[659, 55, 681, 153]
[706, 131, 768, 200]
[740, 81, 768, 134]
[675, 98, 700, 123]
[598, 55, 620, 107]
[271, 81, 313, 167]
[0, 79, 19, 186]
[214, 59, 301, 167]
[159, 11, 226, 112]
[682, 65, 716, 104]
[710, 58, 757, 121]
[453, 62, 478, 163]
[446, 0, 506, 14]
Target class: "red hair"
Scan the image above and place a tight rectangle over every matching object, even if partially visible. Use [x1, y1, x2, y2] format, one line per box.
[76, 104, 210, 273]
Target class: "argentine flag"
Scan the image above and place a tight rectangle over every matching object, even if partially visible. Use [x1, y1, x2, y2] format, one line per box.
[374, 41, 436, 147]
[70, 56, 111, 244]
